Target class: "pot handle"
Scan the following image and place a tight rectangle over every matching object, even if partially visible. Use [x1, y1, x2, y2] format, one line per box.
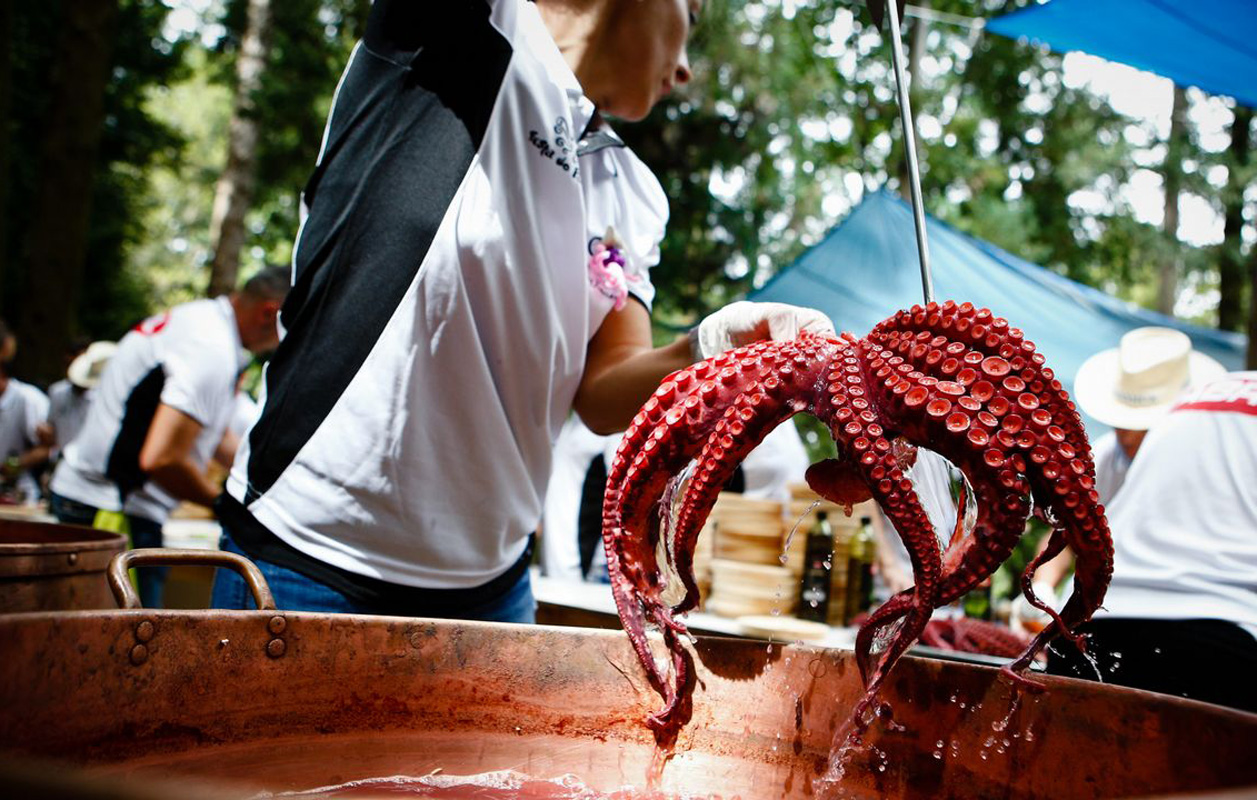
[108, 548, 277, 610]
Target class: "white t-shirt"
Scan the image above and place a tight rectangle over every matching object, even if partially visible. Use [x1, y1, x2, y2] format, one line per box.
[226, 0, 665, 590]
[1098, 372, 1257, 636]
[1089, 430, 1133, 507]
[540, 416, 608, 581]
[47, 379, 92, 460]
[0, 378, 50, 500]
[51, 297, 245, 523]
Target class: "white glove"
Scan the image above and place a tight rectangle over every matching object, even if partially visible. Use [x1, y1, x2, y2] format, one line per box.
[691, 301, 836, 361]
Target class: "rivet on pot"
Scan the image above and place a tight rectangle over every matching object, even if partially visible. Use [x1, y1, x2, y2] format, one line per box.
[130, 644, 149, 666]
[67, 552, 79, 565]
[266, 638, 286, 658]
[135, 620, 155, 643]
[268, 615, 287, 635]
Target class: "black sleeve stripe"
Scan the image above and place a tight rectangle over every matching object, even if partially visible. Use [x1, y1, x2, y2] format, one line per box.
[104, 365, 165, 502]
[243, 2, 513, 499]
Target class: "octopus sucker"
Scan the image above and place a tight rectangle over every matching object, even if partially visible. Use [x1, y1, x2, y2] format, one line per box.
[603, 303, 1113, 737]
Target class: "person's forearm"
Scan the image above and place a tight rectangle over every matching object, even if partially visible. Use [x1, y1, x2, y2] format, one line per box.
[214, 430, 240, 469]
[147, 459, 222, 508]
[18, 446, 50, 471]
[573, 334, 694, 435]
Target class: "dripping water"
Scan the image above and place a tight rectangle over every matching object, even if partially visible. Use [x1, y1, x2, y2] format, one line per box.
[781, 499, 821, 566]
[654, 461, 698, 609]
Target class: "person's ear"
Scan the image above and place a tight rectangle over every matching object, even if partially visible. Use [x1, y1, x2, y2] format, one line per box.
[262, 301, 281, 325]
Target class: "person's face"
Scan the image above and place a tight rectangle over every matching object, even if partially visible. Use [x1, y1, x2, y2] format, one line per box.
[241, 299, 282, 355]
[595, 0, 700, 121]
[1114, 427, 1147, 461]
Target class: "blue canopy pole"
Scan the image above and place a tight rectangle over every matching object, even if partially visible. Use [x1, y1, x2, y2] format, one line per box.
[884, 0, 934, 305]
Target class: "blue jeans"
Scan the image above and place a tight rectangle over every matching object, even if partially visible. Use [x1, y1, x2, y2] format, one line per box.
[211, 528, 536, 623]
[50, 492, 168, 609]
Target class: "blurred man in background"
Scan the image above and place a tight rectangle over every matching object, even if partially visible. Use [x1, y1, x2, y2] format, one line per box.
[49, 268, 289, 606]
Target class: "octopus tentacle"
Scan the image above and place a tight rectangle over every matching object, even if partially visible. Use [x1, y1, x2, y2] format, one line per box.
[603, 302, 1113, 736]
[1017, 529, 1085, 651]
[671, 399, 802, 614]
[602, 338, 838, 732]
[669, 339, 835, 614]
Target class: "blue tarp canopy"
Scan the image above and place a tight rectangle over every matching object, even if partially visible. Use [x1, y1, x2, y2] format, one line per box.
[748, 191, 1247, 434]
[986, 0, 1257, 108]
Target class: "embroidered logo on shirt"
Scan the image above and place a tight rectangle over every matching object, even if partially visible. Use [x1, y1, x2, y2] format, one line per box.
[588, 228, 629, 310]
[528, 116, 579, 179]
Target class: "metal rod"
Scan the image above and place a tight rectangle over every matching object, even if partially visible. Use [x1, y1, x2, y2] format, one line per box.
[885, 0, 934, 305]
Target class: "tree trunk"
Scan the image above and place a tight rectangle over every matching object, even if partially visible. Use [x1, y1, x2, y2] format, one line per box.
[0, 0, 13, 298]
[1218, 106, 1250, 333]
[14, 0, 119, 385]
[1157, 85, 1187, 317]
[207, 0, 272, 298]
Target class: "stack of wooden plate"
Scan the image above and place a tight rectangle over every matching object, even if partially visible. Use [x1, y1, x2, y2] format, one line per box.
[691, 518, 716, 609]
[700, 492, 791, 618]
[705, 559, 798, 618]
[709, 492, 787, 566]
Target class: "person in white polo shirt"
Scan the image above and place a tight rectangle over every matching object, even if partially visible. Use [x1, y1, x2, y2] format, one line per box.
[0, 319, 51, 504]
[1015, 328, 1227, 623]
[1044, 351, 1256, 712]
[45, 340, 118, 464]
[211, 0, 834, 622]
[49, 268, 289, 607]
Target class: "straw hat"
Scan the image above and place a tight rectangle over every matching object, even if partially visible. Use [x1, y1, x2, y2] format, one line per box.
[1073, 327, 1226, 430]
[67, 341, 117, 389]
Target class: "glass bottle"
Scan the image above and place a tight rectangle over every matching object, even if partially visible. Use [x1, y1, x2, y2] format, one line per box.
[845, 516, 876, 624]
[797, 511, 834, 623]
[0, 451, 20, 504]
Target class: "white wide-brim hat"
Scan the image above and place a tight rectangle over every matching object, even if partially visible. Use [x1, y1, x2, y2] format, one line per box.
[1073, 327, 1227, 430]
[67, 341, 118, 389]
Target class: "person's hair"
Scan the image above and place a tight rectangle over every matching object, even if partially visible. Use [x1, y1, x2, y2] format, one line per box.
[0, 318, 13, 366]
[240, 266, 291, 303]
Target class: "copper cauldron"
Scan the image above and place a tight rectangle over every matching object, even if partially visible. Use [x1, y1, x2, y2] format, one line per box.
[1, 549, 1255, 799]
[0, 516, 125, 612]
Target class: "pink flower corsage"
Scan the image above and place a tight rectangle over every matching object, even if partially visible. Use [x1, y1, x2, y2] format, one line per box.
[588, 228, 629, 310]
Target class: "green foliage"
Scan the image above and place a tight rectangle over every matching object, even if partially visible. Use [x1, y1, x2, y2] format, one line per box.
[127, 0, 368, 308]
[132, 46, 232, 305]
[3, 0, 186, 341]
[8, 0, 1249, 358]
[84, 0, 190, 336]
[621, 0, 863, 322]
[213, 0, 369, 276]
